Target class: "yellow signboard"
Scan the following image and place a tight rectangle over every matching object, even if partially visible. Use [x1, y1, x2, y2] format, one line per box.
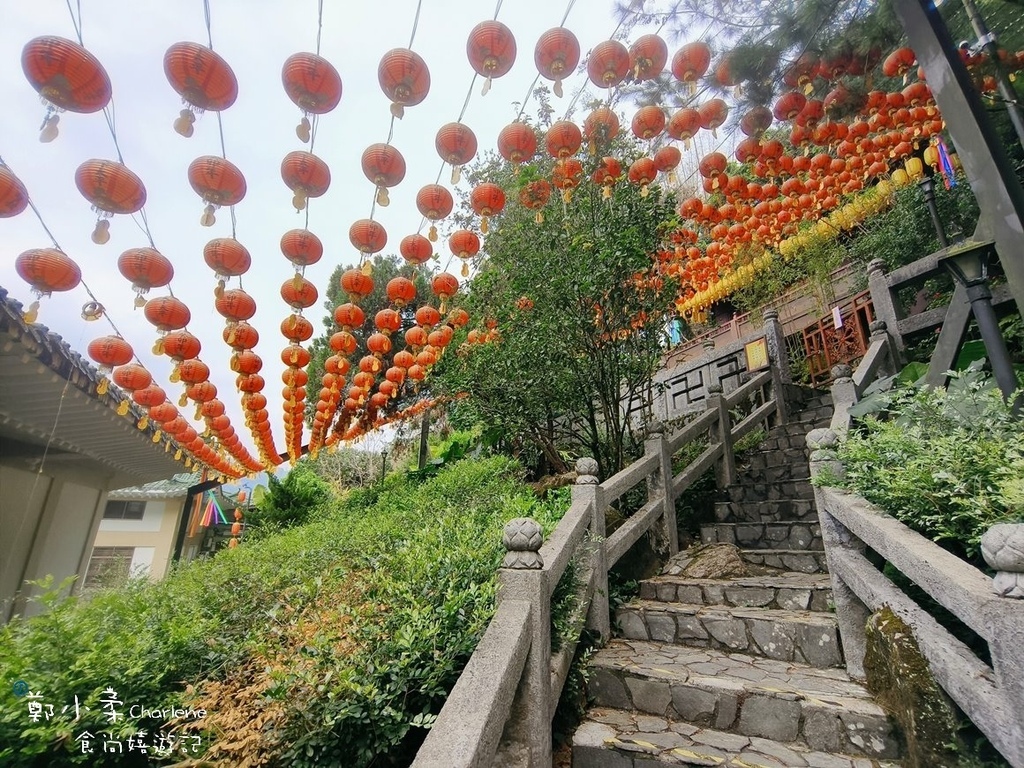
[744, 337, 769, 371]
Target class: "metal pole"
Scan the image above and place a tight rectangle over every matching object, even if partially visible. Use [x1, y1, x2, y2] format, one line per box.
[965, 282, 1021, 411]
[918, 177, 949, 248]
[961, 0, 1024, 152]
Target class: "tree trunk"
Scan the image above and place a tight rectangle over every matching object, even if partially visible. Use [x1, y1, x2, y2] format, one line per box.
[418, 407, 431, 470]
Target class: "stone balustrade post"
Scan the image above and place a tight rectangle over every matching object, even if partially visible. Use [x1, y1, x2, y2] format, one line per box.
[497, 518, 551, 766]
[868, 320, 896, 379]
[702, 338, 717, 399]
[829, 363, 858, 433]
[982, 523, 1024, 720]
[867, 259, 905, 360]
[572, 457, 611, 642]
[763, 309, 790, 426]
[807, 428, 870, 679]
[706, 383, 735, 487]
[644, 421, 679, 558]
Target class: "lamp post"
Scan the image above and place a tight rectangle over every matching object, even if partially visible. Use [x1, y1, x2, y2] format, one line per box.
[380, 450, 388, 484]
[937, 238, 1020, 411]
[917, 175, 949, 248]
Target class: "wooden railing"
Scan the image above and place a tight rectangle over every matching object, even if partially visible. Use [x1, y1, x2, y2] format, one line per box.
[413, 319, 791, 768]
[811, 314, 1024, 767]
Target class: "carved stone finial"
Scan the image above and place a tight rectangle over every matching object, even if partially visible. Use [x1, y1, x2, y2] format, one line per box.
[647, 418, 665, 437]
[981, 523, 1024, 599]
[867, 258, 886, 276]
[502, 518, 544, 569]
[575, 456, 599, 485]
[831, 364, 853, 381]
[702, 339, 716, 352]
[707, 382, 724, 395]
[763, 309, 779, 322]
[869, 320, 888, 336]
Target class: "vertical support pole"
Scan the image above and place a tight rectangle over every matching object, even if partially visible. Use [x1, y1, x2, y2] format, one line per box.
[762, 310, 790, 427]
[644, 421, 678, 558]
[828, 364, 858, 434]
[866, 260, 905, 362]
[807, 429, 871, 679]
[497, 518, 551, 767]
[417, 406, 431, 470]
[867, 321, 896, 379]
[707, 383, 735, 488]
[573, 457, 610, 643]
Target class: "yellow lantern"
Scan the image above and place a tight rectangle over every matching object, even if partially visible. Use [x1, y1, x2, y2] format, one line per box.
[905, 156, 924, 180]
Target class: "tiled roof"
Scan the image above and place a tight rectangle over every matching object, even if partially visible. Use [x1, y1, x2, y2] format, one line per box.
[107, 472, 203, 500]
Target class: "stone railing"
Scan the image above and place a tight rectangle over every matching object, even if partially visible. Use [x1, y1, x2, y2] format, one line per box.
[811, 321, 1024, 767]
[413, 320, 790, 768]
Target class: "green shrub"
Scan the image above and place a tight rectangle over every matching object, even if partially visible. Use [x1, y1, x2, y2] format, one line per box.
[832, 367, 1023, 562]
[0, 456, 567, 767]
[244, 459, 335, 539]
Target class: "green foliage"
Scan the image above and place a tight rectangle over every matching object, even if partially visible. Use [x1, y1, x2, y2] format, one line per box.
[833, 367, 1024, 561]
[244, 459, 334, 539]
[0, 457, 568, 767]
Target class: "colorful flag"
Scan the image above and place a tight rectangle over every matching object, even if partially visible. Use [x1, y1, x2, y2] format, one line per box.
[937, 138, 957, 189]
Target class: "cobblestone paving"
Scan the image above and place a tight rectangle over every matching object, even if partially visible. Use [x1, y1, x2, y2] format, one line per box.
[639, 573, 832, 612]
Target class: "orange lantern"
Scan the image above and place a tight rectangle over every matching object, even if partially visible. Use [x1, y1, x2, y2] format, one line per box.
[21, 36, 111, 141]
[113, 362, 152, 392]
[628, 158, 657, 196]
[75, 159, 147, 244]
[535, 27, 580, 97]
[163, 42, 238, 137]
[281, 314, 314, 343]
[552, 158, 584, 203]
[435, 122, 478, 183]
[281, 151, 331, 211]
[653, 146, 681, 177]
[400, 234, 433, 265]
[349, 219, 388, 255]
[416, 185, 454, 240]
[334, 302, 365, 330]
[367, 333, 392, 357]
[282, 52, 342, 142]
[386, 277, 416, 307]
[0, 165, 29, 217]
[15, 248, 81, 313]
[232, 350, 263, 376]
[162, 330, 202, 362]
[431, 272, 459, 311]
[883, 47, 917, 80]
[629, 34, 668, 81]
[225, 321, 259, 350]
[87, 335, 133, 375]
[118, 247, 174, 306]
[378, 48, 430, 118]
[204, 238, 251, 280]
[470, 183, 506, 234]
[188, 156, 246, 227]
[341, 269, 374, 303]
[416, 305, 441, 328]
[375, 308, 403, 334]
[588, 40, 630, 88]
[467, 21, 516, 94]
[698, 99, 728, 136]
[667, 108, 701, 147]
[361, 143, 406, 206]
[280, 276, 318, 310]
[145, 296, 191, 332]
[740, 105, 773, 138]
[546, 120, 583, 159]
[592, 156, 622, 198]
[632, 106, 666, 139]
[498, 122, 538, 166]
[280, 229, 323, 269]
[449, 229, 481, 276]
[519, 179, 552, 223]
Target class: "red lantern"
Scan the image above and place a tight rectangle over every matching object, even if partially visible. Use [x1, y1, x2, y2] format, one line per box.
[162, 330, 202, 362]
[416, 305, 441, 328]
[215, 289, 257, 322]
[588, 40, 630, 88]
[740, 106, 773, 137]
[629, 35, 668, 81]
[349, 219, 388, 255]
[698, 99, 728, 135]
[334, 303, 365, 330]
[653, 146, 681, 176]
[118, 247, 173, 306]
[361, 143, 405, 206]
[133, 384, 167, 408]
[225, 321, 259, 350]
[367, 333, 393, 357]
[0, 166, 29, 217]
[280, 276, 318, 310]
[179, 359, 210, 385]
[22, 36, 111, 141]
[341, 269, 374, 302]
[188, 156, 247, 226]
[281, 314, 314, 342]
[435, 122, 478, 183]
[375, 309, 403, 334]
[498, 122, 538, 166]
[394, 350, 416, 369]
[386, 277, 416, 307]
[405, 326, 429, 349]
[883, 47, 917, 79]
[773, 91, 807, 122]
[204, 238, 251, 280]
[467, 20, 516, 94]
[552, 158, 584, 203]
[15, 248, 81, 298]
[519, 179, 552, 223]
[583, 107, 620, 149]
[592, 156, 622, 198]
[400, 234, 433, 265]
[631, 106, 666, 139]
[87, 335, 133, 374]
[416, 185, 454, 240]
[164, 42, 238, 136]
[280, 229, 323, 268]
[546, 120, 582, 158]
[535, 27, 580, 97]
[667, 108, 701, 146]
[628, 158, 657, 195]
[145, 296, 191, 333]
[699, 152, 728, 186]
[75, 160, 147, 244]
[378, 48, 430, 118]
[331, 331, 358, 355]
[113, 363, 152, 393]
[449, 230, 480, 277]
[671, 42, 712, 85]
[282, 52, 342, 141]
[187, 382, 218, 403]
[470, 183, 506, 233]
[282, 151, 330, 211]
[282, 345, 311, 368]
[431, 272, 459, 309]
[232, 351, 263, 376]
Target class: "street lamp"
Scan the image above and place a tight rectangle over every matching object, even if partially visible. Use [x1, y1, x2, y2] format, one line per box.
[937, 238, 1020, 410]
[917, 175, 949, 248]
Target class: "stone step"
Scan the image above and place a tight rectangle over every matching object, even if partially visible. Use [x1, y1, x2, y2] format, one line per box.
[740, 447, 812, 473]
[701, 521, 823, 551]
[734, 461, 811, 484]
[723, 478, 815, 504]
[589, 640, 899, 760]
[714, 497, 819, 523]
[756, 434, 815, 452]
[741, 549, 829, 574]
[616, 600, 842, 668]
[574, 708, 902, 768]
[639, 573, 832, 612]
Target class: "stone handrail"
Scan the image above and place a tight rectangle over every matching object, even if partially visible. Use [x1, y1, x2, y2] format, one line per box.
[827, 320, 896, 433]
[413, 314, 792, 768]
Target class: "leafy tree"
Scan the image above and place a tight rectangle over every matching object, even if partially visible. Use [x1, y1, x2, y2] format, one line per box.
[433, 127, 680, 479]
[245, 460, 333, 536]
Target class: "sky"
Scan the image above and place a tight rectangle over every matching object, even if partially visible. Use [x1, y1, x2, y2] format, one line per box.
[0, 0, 676, 467]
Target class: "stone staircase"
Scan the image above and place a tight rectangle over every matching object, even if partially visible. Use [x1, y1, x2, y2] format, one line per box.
[571, 389, 904, 768]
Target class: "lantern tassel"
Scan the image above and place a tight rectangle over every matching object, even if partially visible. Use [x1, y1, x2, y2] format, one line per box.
[428, 224, 438, 242]
[22, 300, 40, 324]
[39, 113, 60, 143]
[534, 211, 544, 224]
[91, 218, 111, 245]
[390, 102, 405, 119]
[200, 204, 216, 227]
[117, 400, 130, 416]
[461, 262, 470, 277]
[376, 187, 390, 207]
[480, 216, 489, 234]
[482, 76, 492, 96]
[296, 117, 311, 143]
[554, 79, 564, 98]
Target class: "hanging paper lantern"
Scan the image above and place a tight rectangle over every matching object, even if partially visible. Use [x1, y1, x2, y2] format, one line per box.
[546, 120, 582, 158]
[349, 219, 388, 255]
[587, 40, 630, 88]
[87, 335, 133, 376]
[667, 108, 701, 147]
[225, 321, 259, 350]
[519, 179, 552, 223]
[449, 229, 480, 277]
[215, 288, 257, 322]
[470, 183, 506, 233]
[21, 36, 111, 141]
[341, 268, 374, 302]
[394, 349, 416, 369]
[282, 344, 311, 368]
[631, 106, 666, 139]
[281, 314, 314, 342]
[773, 91, 807, 122]
[448, 307, 470, 328]
[400, 234, 433, 265]
[882, 47, 917, 80]
[282, 52, 343, 142]
[535, 27, 580, 97]
[552, 158, 584, 203]
[582, 107, 620, 153]
[405, 326, 429, 348]
[178, 359, 210, 385]
[698, 152, 728, 187]
[0, 166, 29, 217]
[592, 156, 622, 198]
[653, 146, 681, 178]
[415, 305, 441, 329]
[144, 296, 191, 332]
[796, 98, 825, 127]
[378, 48, 430, 118]
[162, 330, 202, 362]
[383, 278, 416, 310]
[204, 238, 251, 280]
[113, 362, 152, 392]
[15, 248, 81, 311]
[627, 158, 657, 196]
[163, 42, 238, 137]
[374, 309, 402, 336]
[361, 143, 405, 206]
[280, 229, 323, 268]
[431, 272, 459, 311]
[281, 151, 330, 211]
[188, 156, 247, 226]
[187, 381, 218, 403]
[416, 185, 454, 241]
[629, 34, 668, 81]
[671, 42, 712, 86]
[740, 105, 774, 137]
[117, 247, 173, 306]
[334, 302, 364, 331]
[435, 122, 478, 184]
[133, 384, 167, 408]
[498, 122, 538, 167]
[280, 276, 318, 310]
[467, 20, 516, 95]
[75, 159, 147, 244]
[697, 99, 728, 136]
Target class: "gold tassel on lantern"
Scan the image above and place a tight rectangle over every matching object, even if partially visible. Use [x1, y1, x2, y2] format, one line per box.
[117, 400, 130, 416]
[429, 224, 438, 242]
